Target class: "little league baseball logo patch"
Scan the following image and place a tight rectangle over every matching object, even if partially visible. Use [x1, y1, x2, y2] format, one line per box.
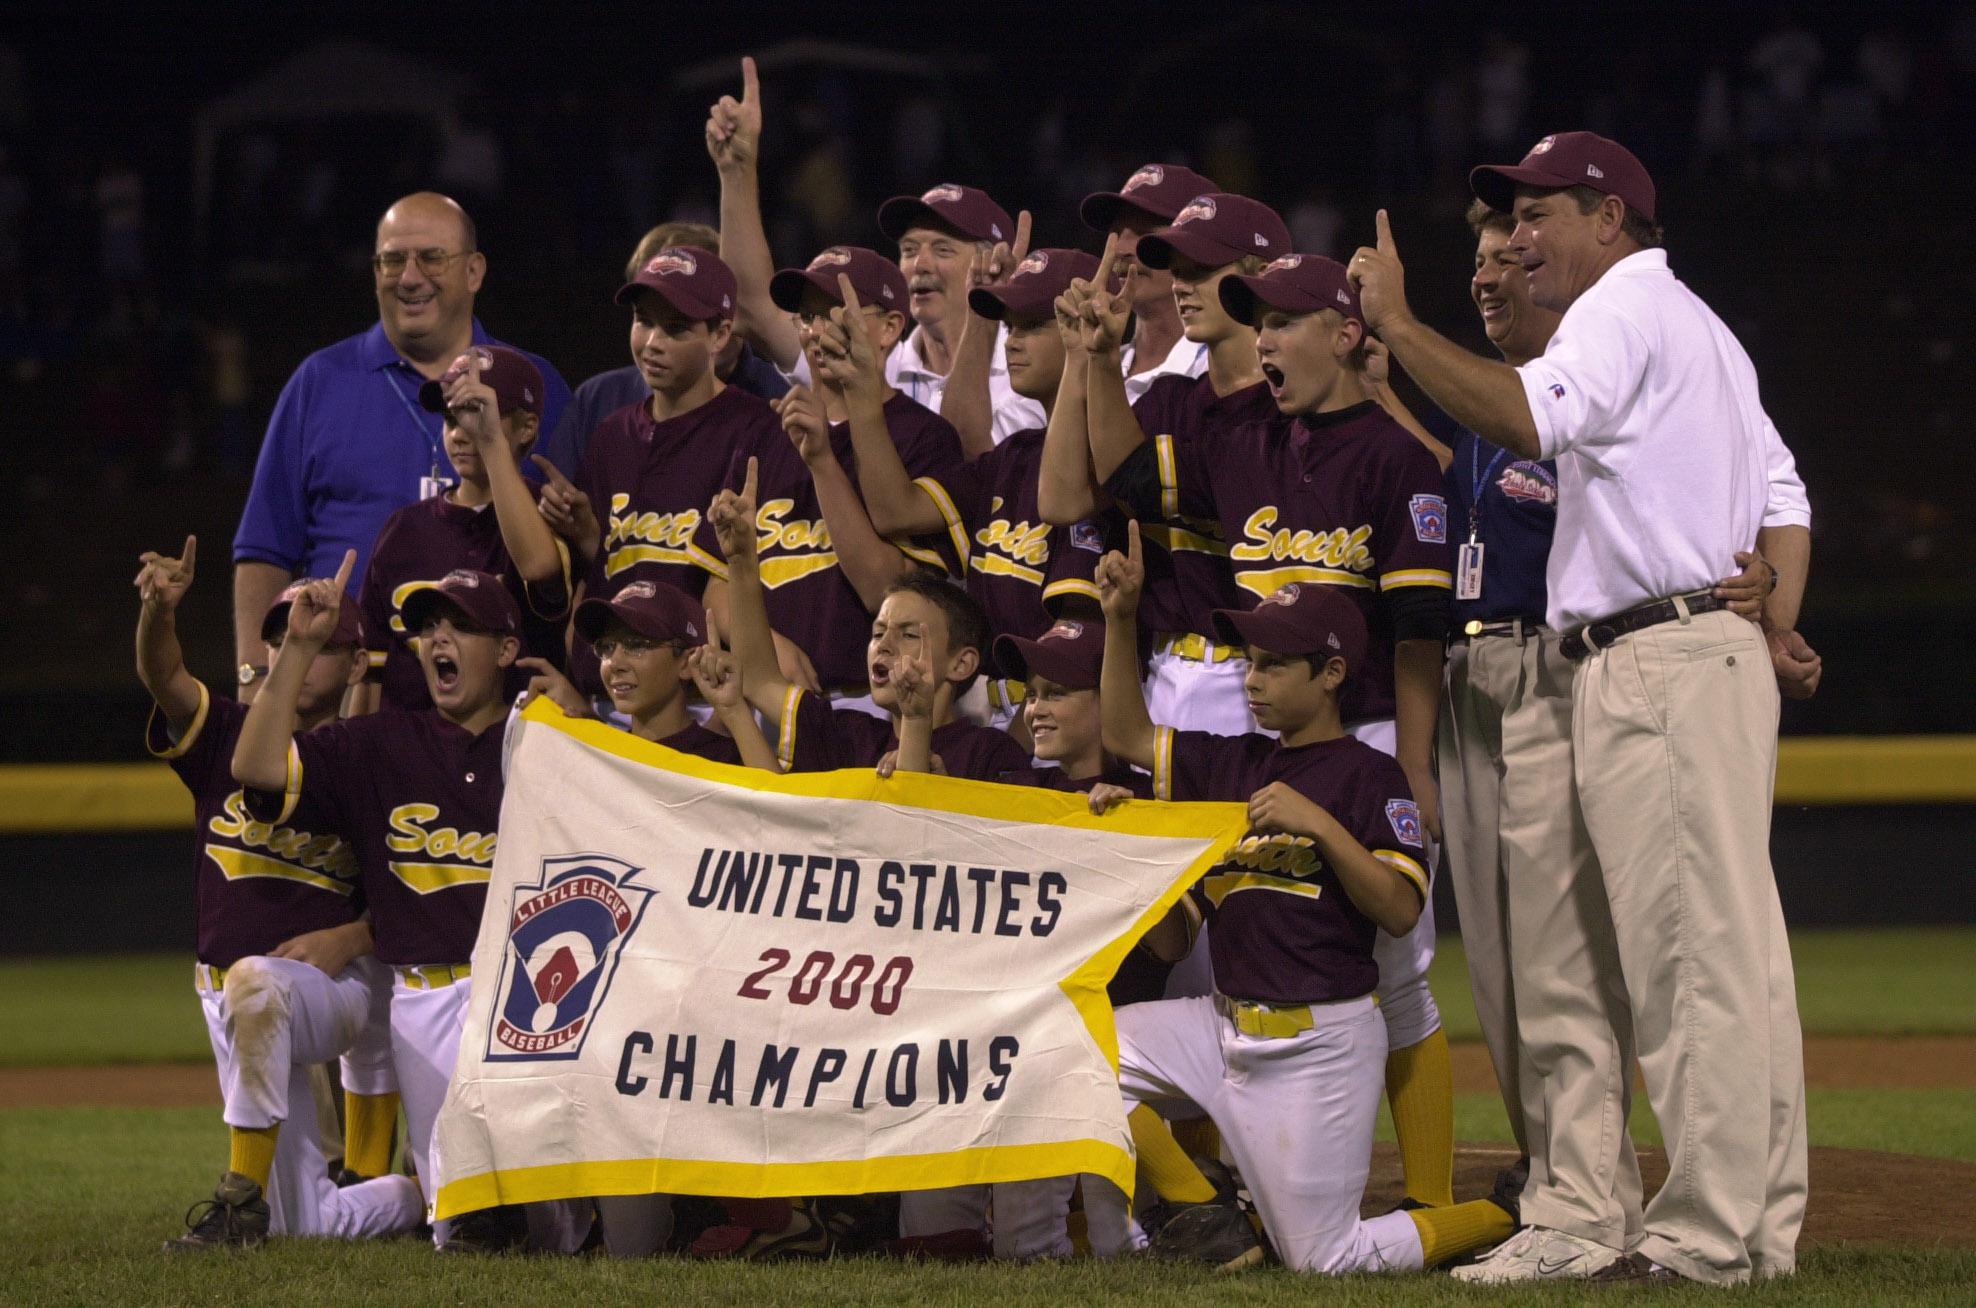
[487, 854, 656, 1061]
[1069, 521, 1105, 553]
[1386, 799, 1425, 848]
[1409, 494, 1448, 544]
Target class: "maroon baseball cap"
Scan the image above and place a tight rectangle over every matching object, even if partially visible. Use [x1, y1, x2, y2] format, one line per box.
[261, 583, 363, 647]
[877, 183, 1014, 244]
[418, 344, 545, 418]
[1470, 131, 1657, 224]
[768, 245, 910, 316]
[1211, 584, 1366, 673]
[1079, 163, 1221, 232]
[1218, 253, 1361, 327]
[574, 579, 706, 646]
[1136, 193, 1291, 272]
[615, 246, 738, 322]
[399, 569, 521, 637]
[994, 617, 1103, 690]
[969, 248, 1101, 323]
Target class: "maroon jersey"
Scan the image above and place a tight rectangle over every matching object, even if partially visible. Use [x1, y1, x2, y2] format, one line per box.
[916, 427, 1108, 643]
[148, 685, 363, 968]
[650, 721, 746, 766]
[1152, 726, 1428, 1004]
[1106, 374, 1275, 643]
[697, 393, 964, 689]
[1131, 400, 1453, 723]
[259, 710, 506, 967]
[361, 489, 572, 712]
[583, 387, 773, 596]
[774, 687, 1030, 780]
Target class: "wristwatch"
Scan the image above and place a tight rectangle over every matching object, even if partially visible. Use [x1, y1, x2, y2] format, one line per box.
[238, 663, 269, 686]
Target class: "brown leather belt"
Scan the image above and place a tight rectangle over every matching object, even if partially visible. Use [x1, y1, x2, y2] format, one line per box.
[1560, 592, 1727, 660]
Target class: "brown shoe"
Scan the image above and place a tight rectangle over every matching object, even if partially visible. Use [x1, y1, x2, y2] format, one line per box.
[1590, 1250, 1688, 1284]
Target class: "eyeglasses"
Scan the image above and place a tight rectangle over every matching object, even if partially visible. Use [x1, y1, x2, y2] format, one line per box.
[373, 248, 470, 280]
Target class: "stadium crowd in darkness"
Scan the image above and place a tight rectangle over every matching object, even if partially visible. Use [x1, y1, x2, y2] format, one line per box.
[1, 9, 1971, 581]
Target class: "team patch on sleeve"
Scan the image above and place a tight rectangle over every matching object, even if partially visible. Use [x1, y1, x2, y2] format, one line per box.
[1070, 520, 1105, 553]
[1385, 798, 1424, 848]
[1408, 494, 1448, 544]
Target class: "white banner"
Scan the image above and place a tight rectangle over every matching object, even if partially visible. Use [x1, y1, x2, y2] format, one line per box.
[432, 699, 1246, 1218]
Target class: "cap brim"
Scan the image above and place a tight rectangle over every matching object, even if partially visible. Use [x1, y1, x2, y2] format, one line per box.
[1136, 229, 1238, 271]
[1469, 163, 1567, 214]
[993, 633, 1097, 690]
[769, 268, 836, 314]
[877, 197, 937, 242]
[260, 602, 294, 644]
[1078, 191, 1172, 233]
[1217, 274, 1331, 326]
[264, 594, 360, 645]
[970, 284, 1055, 322]
[417, 379, 448, 413]
[572, 597, 617, 645]
[614, 280, 726, 321]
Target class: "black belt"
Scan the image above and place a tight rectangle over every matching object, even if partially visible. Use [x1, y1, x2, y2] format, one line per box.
[1560, 592, 1727, 660]
[1454, 616, 1545, 642]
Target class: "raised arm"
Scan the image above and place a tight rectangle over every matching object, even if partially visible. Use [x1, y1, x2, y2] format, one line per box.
[1038, 278, 1100, 525]
[1078, 237, 1151, 485]
[233, 550, 354, 793]
[687, 638, 782, 772]
[776, 384, 913, 610]
[1096, 520, 1156, 768]
[707, 56, 801, 371]
[940, 212, 1031, 459]
[531, 453, 601, 568]
[448, 357, 565, 588]
[1361, 337, 1453, 471]
[1350, 210, 1540, 459]
[888, 651, 942, 776]
[707, 458, 795, 724]
[135, 534, 204, 732]
[232, 562, 292, 703]
[820, 278, 944, 536]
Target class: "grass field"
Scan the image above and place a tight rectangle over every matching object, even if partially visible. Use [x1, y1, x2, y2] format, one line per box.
[3, 930, 1974, 1306]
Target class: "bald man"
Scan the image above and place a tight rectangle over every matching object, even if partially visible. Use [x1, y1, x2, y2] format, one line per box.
[232, 192, 571, 701]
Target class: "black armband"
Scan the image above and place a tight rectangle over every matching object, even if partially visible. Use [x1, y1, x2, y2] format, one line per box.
[1101, 442, 1165, 524]
[1387, 586, 1452, 643]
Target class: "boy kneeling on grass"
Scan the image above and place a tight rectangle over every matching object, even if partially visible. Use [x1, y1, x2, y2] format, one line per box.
[1095, 521, 1516, 1273]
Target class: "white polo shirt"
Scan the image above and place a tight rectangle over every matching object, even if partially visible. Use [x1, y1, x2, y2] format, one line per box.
[886, 322, 1047, 445]
[1517, 249, 1810, 631]
[1122, 334, 1210, 404]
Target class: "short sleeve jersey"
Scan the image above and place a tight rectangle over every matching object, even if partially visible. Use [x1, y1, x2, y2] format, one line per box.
[582, 385, 777, 599]
[915, 427, 1107, 644]
[262, 711, 505, 967]
[148, 685, 362, 968]
[1445, 429, 1556, 626]
[361, 489, 573, 711]
[1106, 374, 1271, 640]
[1148, 400, 1454, 723]
[1151, 727, 1429, 1004]
[697, 393, 965, 689]
[773, 688, 1031, 779]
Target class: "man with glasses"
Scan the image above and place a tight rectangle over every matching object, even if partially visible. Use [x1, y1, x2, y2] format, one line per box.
[232, 192, 570, 703]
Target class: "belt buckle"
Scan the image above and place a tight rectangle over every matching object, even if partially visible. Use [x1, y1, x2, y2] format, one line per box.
[1463, 619, 1484, 638]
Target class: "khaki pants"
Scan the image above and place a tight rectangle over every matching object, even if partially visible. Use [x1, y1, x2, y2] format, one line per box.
[1573, 607, 1806, 1283]
[1443, 626, 1643, 1247]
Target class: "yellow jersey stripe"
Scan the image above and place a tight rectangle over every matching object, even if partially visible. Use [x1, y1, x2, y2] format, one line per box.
[1202, 872, 1324, 906]
[1234, 566, 1374, 597]
[1379, 569, 1454, 591]
[1042, 578, 1100, 604]
[389, 860, 495, 894]
[912, 476, 973, 568]
[606, 544, 705, 579]
[1139, 521, 1231, 557]
[969, 554, 1046, 587]
[270, 745, 304, 826]
[1376, 849, 1430, 900]
[1154, 434, 1180, 522]
[1153, 725, 1174, 803]
[205, 846, 357, 897]
[146, 682, 212, 761]
[777, 686, 804, 771]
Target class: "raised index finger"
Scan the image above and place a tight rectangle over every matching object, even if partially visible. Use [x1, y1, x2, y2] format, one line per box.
[1092, 232, 1119, 293]
[741, 455, 759, 503]
[530, 453, 574, 489]
[740, 55, 759, 106]
[1375, 208, 1395, 255]
[835, 274, 866, 322]
[332, 548, 356, 593]
[1126, 516, 1141, 563]
[181, 534, 198, 572]
[1011, 210, 1033, 263]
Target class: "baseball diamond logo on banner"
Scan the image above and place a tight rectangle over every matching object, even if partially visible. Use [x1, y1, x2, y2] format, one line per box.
[487, 853, 655, 1061]
[432, 700, 1248, 1220]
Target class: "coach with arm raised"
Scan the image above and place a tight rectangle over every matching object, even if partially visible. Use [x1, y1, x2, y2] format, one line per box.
[231, 192, 570, 700]
[1349, 133, 1808, 1286]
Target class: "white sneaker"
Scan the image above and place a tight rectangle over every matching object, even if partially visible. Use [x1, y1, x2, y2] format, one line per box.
[1449, 1226, 1624, 1284]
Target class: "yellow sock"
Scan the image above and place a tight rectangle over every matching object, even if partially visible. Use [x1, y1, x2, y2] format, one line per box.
[343, 1091, 400, 1178]
[1169, 1116, 1221, 1164]
[1129, 1104, 1217, 1204]
[1409, 1198, 1514, 1267]
[1387, 1026, 1455, 1207]
[228, 1124, 279, 1189]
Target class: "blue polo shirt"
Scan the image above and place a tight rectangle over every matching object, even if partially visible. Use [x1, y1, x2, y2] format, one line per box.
[549, 344, 791, 472]
[234, 321, 571, 582]
[1446, 428, 1557, 626]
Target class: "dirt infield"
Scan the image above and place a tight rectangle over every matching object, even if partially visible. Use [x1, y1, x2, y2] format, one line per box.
[1360, 1143, 1976, 1250]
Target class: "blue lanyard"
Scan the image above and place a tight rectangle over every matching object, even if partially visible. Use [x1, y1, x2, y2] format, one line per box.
[1468, 438, 1508, 538]
[384, 363, 450, 480]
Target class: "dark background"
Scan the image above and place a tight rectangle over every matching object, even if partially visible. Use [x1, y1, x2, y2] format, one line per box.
[2, 0, 1972, 760]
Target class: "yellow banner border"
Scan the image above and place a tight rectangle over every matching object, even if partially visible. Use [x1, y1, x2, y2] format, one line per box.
[433, 698, 1249, 1218]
